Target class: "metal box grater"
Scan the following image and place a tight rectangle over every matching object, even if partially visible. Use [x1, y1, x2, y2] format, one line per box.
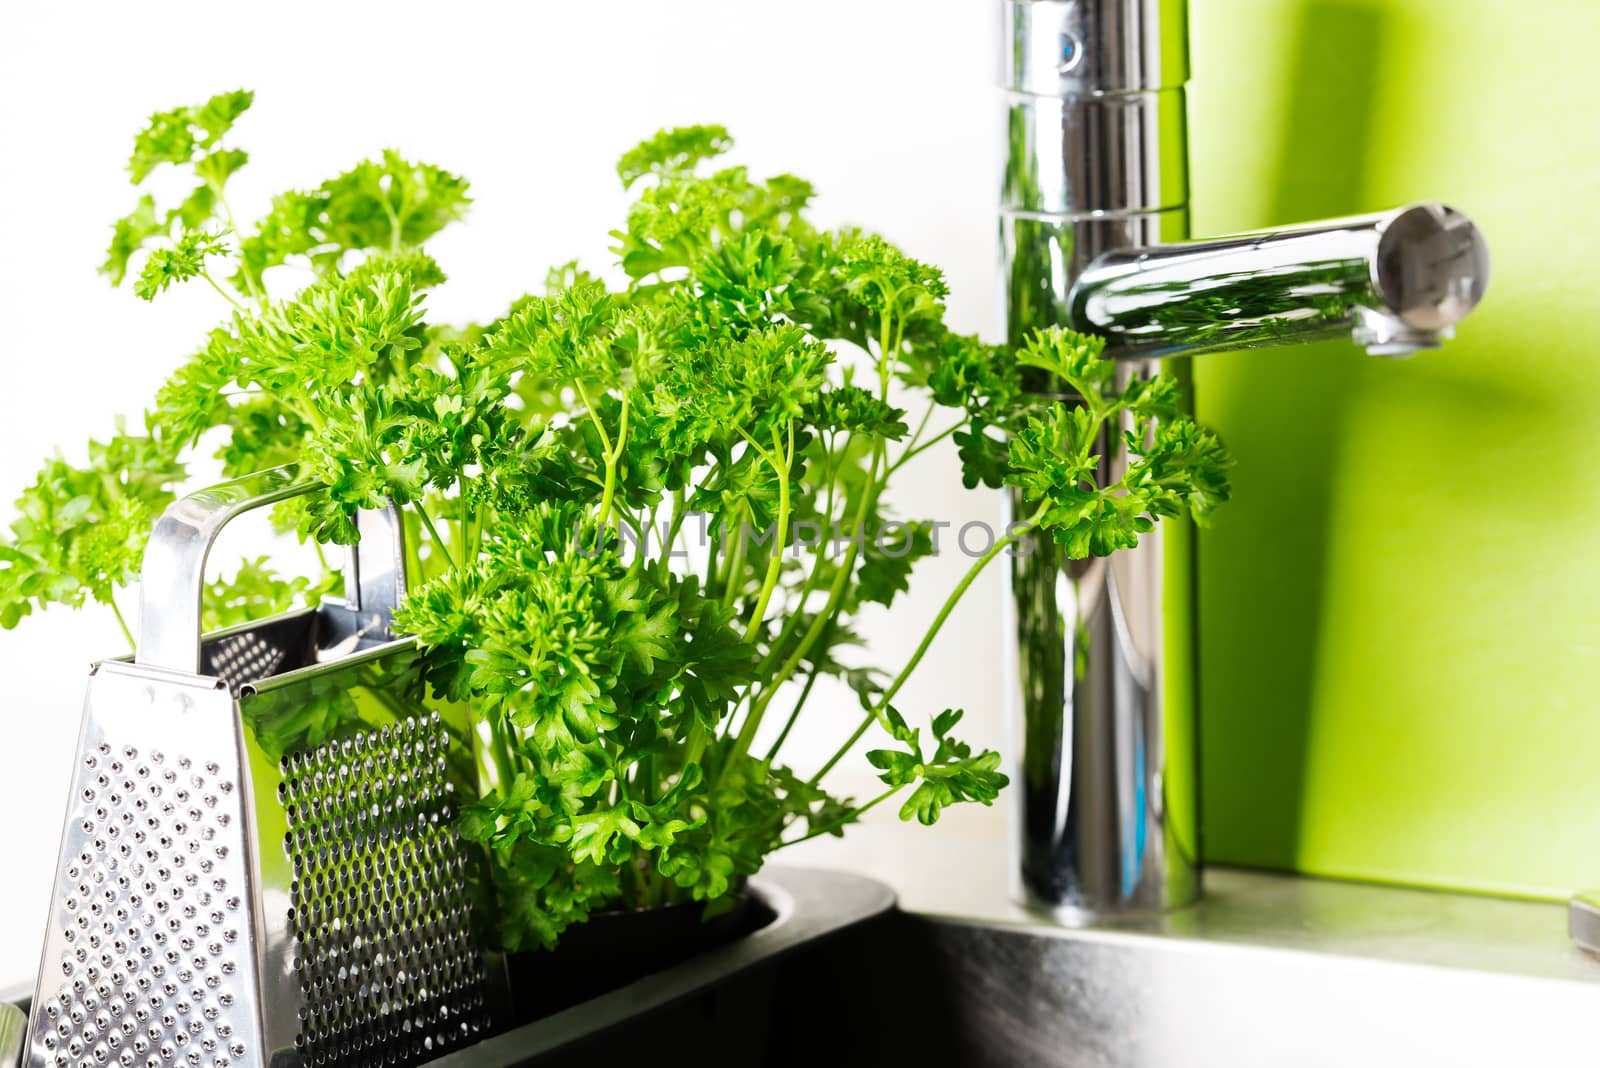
[23, 466, 494, 1067]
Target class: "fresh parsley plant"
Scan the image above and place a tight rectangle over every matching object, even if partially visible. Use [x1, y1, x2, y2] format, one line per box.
[0, 93, 1233, 950]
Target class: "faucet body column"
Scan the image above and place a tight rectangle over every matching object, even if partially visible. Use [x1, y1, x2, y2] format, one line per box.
[1001, 0, 1198, 915]
[1001, 1, 1488, 918]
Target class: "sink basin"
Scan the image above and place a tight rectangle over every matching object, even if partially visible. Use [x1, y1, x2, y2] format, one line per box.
[845, 874, 1600, 1067]
[775, 800, 1600, 1068]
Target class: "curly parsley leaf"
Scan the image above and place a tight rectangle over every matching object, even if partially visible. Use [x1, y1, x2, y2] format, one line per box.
[102, 196, 164, 285]
[617, 124, 734, 188]
[235, 149, 470, 286]
[0, 421, 183, 628]
[127, 89, 253, 183]
[866, 708, 1008, 826]
[133, 228, 231, 301]
[1006, 326, 1236, 556]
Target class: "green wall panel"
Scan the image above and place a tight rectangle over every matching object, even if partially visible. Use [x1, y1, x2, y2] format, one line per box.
[1190, 0, 1600, 898]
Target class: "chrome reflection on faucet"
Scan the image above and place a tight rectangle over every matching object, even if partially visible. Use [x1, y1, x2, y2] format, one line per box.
[999, 0, 1489, 917]
[1071, 205, 1489, 359]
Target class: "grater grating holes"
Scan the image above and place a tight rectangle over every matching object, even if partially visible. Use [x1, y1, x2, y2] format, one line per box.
[280, 711, 489, 1065]
[44, 743, 246, 1068]
[204, 632, 290, 692]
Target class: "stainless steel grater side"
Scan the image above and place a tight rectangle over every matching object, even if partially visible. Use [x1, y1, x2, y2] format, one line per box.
[24, 465, 493, 1068]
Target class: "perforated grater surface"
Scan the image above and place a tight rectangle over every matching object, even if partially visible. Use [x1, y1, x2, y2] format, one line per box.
[24, 466, 494, 1068]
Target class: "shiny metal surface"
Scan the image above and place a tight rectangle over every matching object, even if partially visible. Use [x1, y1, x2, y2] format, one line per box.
[1000, 0, 1188, 220]
[244, 660, 487, 1064]
[1002, 93, 1188, 217]
[792, 806, 1600, 1067]
[999, 0, 1491, 919]
[901, 873, 1600, 1068]
[1069, 202, 1491, 359]
[1000, 0, 1199, 919]
[137, 464, 406, 673]
[1003, 0, 1188, 96]
[25, 472, 491, 1067]
[135, 466, 307, 674]
[1570, 891, 1600, 957]
[25, 664, 266, 1068]
[1010, 479, 1199, 916]
[325, 498, 408, 654]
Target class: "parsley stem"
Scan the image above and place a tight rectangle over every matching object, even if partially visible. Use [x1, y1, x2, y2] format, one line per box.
[596, 451, 618, 534]
[483, 711, 516, 795]
[744, 434, 885, 732]
[110, 598, 135, 652]
[811, 713, 873, 785]
[773, 786, 901, 851]
[887, 421, 962, 476]
[705, 522, 723, 592]
[461, 481, 479, 567]
[754, 434, 837, 674]
[878, 318, 894, 400]
[577, 385, 627, 535]
[718, 429, 798, 772]
[683, 719, 708, 771]
[199, 270, 247, 314]
[658, 489, 686, 580]
[616, 391, 631, 460]
[213, 189, 266, 308]
[726, 464, 792, 756]
[740, 424, 791, 644]
[809, 510, 1043, 786]
[598, 395, 630, 533]
[755, 543, 821, 675]
[574, 380, 613, 455]
[735, 427, 777, 469]
[413, 504, 457, 571]
[876, 514, 1039, 712]
[719, 501, 747, 611]
[904, 400, 937, 452]
[765, 307, 906, 767]
[763, 647, 824, 763]
[381, 195, 404, 257]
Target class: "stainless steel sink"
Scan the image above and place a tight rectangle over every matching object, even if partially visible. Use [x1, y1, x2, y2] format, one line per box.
[445, 859, 1600, 1067]
[780, 802, 1600, 1068]
[866, 869, 1600, 1067]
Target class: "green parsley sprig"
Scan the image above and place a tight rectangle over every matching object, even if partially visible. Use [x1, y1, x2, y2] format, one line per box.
[0, 95, 1233, 951]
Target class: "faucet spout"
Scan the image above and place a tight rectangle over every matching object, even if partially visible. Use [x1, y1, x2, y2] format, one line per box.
[1066, 202, 1491, 359]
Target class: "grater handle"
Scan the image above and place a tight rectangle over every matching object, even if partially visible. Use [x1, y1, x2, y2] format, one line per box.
[134, 463, 408, 674]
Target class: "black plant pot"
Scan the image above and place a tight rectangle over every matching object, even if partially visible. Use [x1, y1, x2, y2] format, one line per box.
[502, 891, 767, 1025]
[377, 870, 892, 1067]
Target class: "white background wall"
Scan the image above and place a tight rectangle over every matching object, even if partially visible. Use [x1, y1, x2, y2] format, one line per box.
[0, 1, 1006, 981]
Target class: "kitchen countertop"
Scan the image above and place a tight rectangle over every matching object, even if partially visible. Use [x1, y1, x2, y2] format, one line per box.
[785, 781, 1600, 987]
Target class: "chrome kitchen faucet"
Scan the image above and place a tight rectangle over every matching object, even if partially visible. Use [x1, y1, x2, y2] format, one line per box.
[1000, 0, 1490, 917]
